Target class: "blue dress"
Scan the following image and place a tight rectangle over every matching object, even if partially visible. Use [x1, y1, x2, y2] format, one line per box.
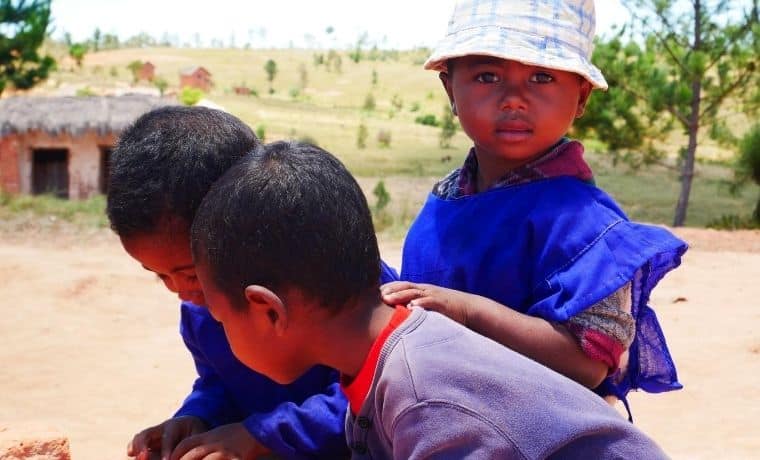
[400, 177, 686, 400]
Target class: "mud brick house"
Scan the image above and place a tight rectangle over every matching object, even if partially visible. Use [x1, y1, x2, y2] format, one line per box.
[138, 61, 156, 81]
[0, 94, 175, 199]
[179, 66, 213, 92]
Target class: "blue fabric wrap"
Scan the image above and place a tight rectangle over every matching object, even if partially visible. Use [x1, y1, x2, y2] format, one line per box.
[173, 261, 399, 459]
[400, 177, 686, 397]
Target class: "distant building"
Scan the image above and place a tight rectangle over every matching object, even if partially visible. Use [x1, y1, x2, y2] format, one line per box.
[179, 66, 213, 92]
[138, 61, 156, 82]
[0, 94, 176, 199]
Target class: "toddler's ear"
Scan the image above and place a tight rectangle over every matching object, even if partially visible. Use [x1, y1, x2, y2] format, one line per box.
[576, 79, 593, 118]
[439, 72, 455, 106]
[244, 285, 289, 336]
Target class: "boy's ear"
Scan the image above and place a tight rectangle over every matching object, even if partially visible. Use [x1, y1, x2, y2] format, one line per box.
[244, 285, 289, 336]
[575, 79, 593, 118]
[439, 72, 455, 106]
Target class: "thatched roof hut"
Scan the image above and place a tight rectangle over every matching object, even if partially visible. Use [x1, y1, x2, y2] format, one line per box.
[0, 94, 176, 199]
[0, 94, 175, 137]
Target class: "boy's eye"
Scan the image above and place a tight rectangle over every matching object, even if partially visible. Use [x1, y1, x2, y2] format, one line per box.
[530, 72, 554, 83]
[475, 72, 500, 83]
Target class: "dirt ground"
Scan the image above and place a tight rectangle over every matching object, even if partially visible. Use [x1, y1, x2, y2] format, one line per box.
[1, 226, 759, 459]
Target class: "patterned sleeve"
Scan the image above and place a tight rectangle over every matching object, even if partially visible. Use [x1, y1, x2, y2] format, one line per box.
[565, 282, 635, 373]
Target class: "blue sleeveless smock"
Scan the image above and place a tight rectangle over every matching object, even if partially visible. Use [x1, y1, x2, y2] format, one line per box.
[400, 177, 687, 398]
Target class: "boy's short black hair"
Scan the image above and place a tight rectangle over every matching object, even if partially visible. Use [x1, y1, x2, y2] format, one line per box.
[191, 140, 381, 312]
[107, 106, 259, 238]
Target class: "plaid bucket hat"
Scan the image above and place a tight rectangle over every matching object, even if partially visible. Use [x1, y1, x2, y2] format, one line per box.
[424, 0, 608, 89]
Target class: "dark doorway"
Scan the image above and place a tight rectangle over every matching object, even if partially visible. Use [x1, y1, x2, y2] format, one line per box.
[99, 146, 112, 194]
[32, 149, 69, 198]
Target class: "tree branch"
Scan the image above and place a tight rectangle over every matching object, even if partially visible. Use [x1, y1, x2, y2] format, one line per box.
[617, 81, 691, 128]
[699, 68, 756, 119]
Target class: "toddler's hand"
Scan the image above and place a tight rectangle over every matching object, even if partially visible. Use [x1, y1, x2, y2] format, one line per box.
[127, 415, 207, 460]
[381, 281, 476, 326]
[169, 422, 270, 460]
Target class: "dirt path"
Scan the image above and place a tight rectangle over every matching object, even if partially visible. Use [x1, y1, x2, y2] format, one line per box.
[1, 228, 758, 459]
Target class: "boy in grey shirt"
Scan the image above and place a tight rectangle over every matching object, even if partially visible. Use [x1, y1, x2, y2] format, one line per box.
[190, 141, 668, 459]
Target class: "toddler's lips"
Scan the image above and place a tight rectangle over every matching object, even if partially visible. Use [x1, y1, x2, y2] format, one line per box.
[496, 128, 532, 142]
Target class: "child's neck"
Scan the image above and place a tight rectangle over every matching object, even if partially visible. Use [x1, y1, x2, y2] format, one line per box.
[312, 292, 396, 379]
[474, 139, 566, 192]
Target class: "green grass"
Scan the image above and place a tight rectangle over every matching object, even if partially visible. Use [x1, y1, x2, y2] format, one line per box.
[18, 46, 757, 232]
[0, 192, 109, 229]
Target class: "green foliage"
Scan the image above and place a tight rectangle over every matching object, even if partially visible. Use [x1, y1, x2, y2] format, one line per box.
[371, 180, 393, 231]
[439, 104, 458, 148]
[377, 129, 391, 148]
[126, 60, 142, 82]
[732, 123, 760, 222]
[179, 86, 204, 105]
[372, 180, 390, 212]
[574, 0, 760, 226]
[298, 134, 318, 146]
[414, 114, 438, 127]
[298, 63, 308, 89]
[0, 0, 56, 95]
[362, 93, 376, 111]
[289, 87, 300, 100]
[409, 101, 421, 112]
[706, 213, 760, 230]
[0, 192, 108, 227]
[372, 69, 378, 86]
[264, 59, 277, 89]
[255, 124, 266, 142]
[68, 43, 88, 68]
[75, 86, 95, 97]
[153, 76, 168, 96]
[357, 123, 368, 149]
[391, 94, 403, 111]
[326, 50, 342, 73]
[109, 66, 118, 77]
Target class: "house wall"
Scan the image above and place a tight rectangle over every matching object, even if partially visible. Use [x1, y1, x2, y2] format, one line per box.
[180, 71, 212, 92]
[138, 64, 155, 81]
[0, 130, 116, 199]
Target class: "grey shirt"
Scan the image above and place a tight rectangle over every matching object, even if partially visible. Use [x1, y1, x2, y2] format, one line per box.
[345, 307, 667, 459]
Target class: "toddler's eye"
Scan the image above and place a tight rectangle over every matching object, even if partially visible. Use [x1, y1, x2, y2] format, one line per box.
[530, 72, 554, 83]
[476, 72, 500, 83]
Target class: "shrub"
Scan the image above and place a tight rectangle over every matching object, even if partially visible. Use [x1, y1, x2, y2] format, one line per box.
[298, 134, 318, 146]
[76, 87, 95, 97]
[363, 93, 376, 111]
[439, 103, 458, 148]
[733, 124, 760, 223]
[377, 129, 391, 148]
[153, 77, 168, 96]
[415, 114, 438, 127]
[409, 101, 421, 112]
[179, 86, 204, 106]
[357, 123, 368, 149]
[255, 124, 266, 142]
[391, 94, 403, 111]
[372, 180, 390, 212]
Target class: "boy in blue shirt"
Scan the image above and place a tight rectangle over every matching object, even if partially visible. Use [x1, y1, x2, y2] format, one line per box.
[381, 0, 686, 415]
[189, 140, 668, 459]
[107, 106, 362, 459]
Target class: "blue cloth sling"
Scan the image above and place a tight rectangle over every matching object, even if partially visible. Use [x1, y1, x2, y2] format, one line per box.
[400, 177, 687, 399]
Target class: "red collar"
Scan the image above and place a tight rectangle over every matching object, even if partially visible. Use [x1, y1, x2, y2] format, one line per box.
[340, 306, 412, 414]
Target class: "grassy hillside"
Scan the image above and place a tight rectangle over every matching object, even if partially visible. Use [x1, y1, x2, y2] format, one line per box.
[20, 46, 757, 228]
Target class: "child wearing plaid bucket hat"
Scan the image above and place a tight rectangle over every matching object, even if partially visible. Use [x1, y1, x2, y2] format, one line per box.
[383, 0, 687, 418]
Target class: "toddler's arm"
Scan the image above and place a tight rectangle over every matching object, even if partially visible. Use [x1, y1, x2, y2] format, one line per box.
[382, 281, 615, 388]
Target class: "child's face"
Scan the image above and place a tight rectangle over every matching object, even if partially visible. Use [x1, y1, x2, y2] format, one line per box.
[441, 55, 591, 171]
[195, 262, 312, 385]
[120, 227, 205, 306]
